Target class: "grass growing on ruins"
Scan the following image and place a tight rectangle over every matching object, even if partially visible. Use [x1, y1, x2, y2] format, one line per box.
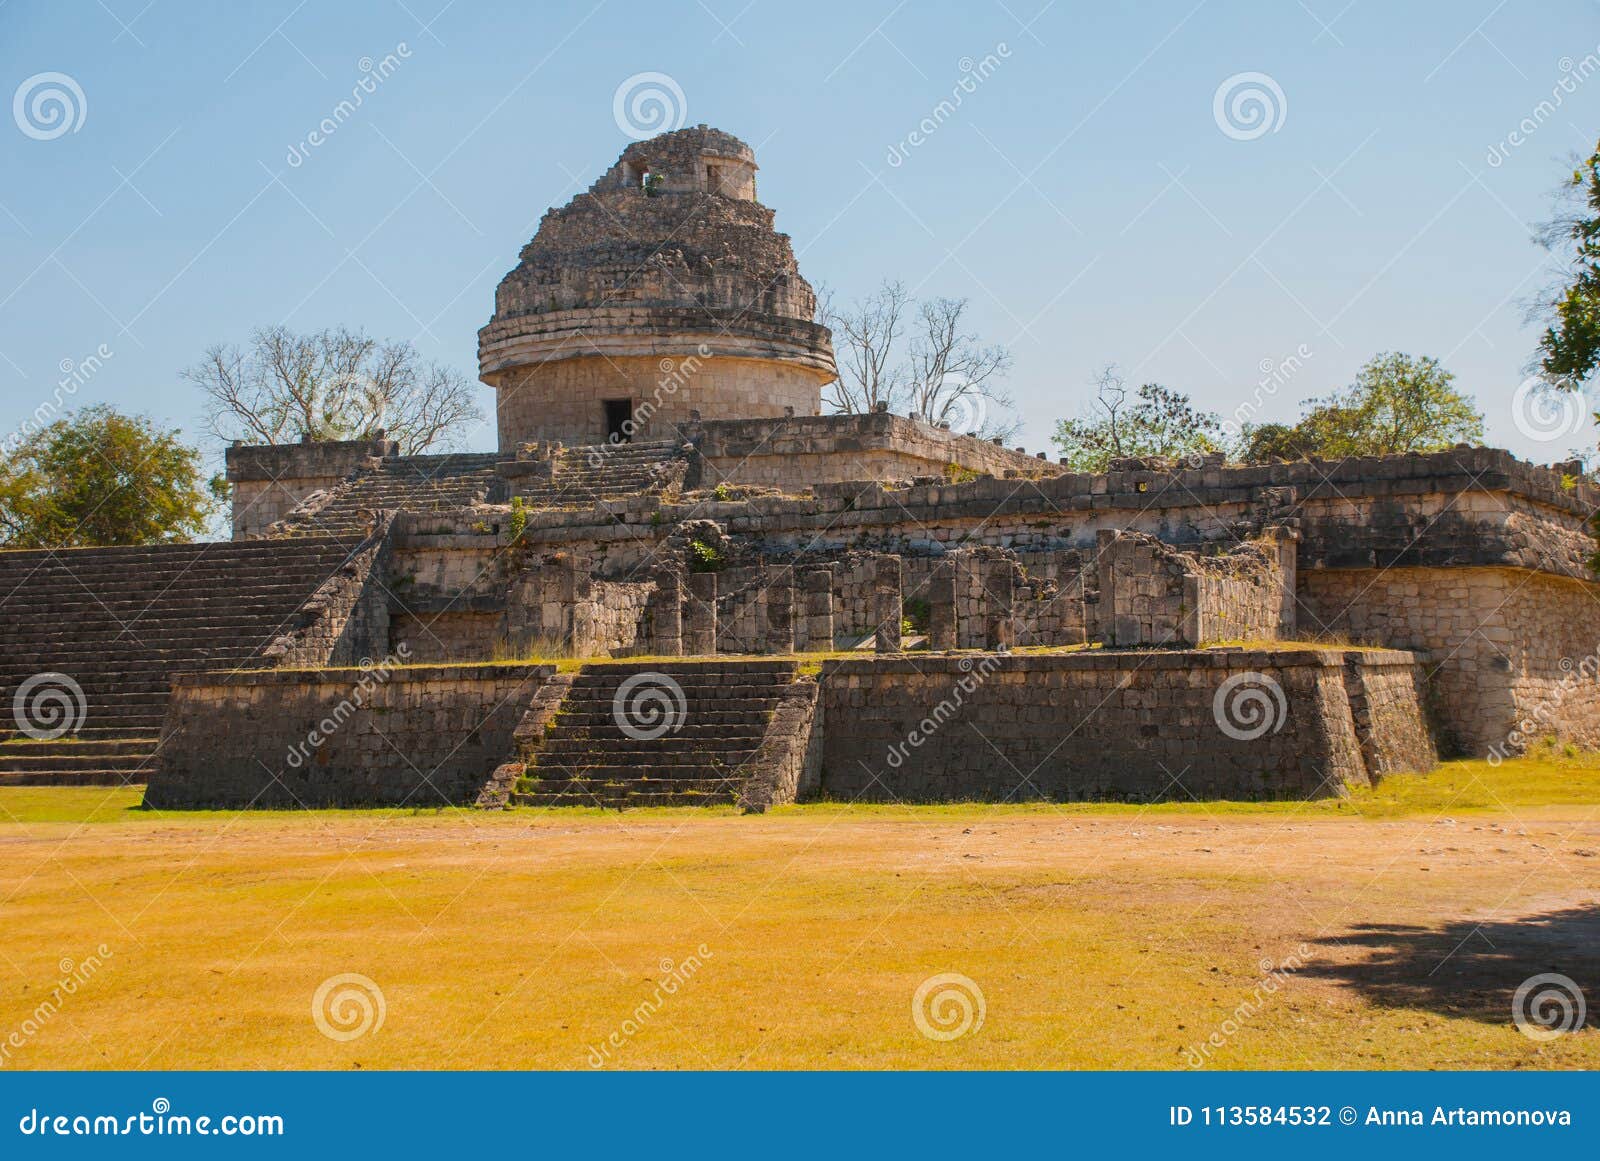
[0, 753, 1595, 1070]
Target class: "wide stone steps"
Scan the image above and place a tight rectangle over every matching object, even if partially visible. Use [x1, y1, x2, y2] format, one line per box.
[0, 731, 161, 786]
[273, 454, 502, 536]
[0, 536, 362, 780]
[510, 660, 797, 808]
[509, 441, 689, 509]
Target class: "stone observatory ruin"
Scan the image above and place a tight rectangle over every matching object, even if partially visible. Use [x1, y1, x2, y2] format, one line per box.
[2, 125, 1597, 810]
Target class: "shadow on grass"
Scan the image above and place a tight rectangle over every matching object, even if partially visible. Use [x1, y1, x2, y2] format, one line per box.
[1305, 905, 1599, 1029]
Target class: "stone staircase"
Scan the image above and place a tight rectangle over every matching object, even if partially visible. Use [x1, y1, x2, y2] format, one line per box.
[511, 660, 798, 807]
[273, 453, 504, 537]
[509, 440, 689, 508]
[0, 537, 363, 785]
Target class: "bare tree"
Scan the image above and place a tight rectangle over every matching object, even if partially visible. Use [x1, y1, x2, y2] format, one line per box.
[905, 297, 1017, 439]
[184, 325, 484, 454]
[818, 281, 1018, 438]
[817, 280, 909, 414]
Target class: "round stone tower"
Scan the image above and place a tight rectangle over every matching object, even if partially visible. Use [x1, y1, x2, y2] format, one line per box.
[478, 125, 837, 451]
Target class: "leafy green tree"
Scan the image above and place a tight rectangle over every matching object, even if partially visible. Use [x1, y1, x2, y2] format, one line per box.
[0, 406, 219, 548]
[1536, 143, 1600, 386]
[1233, 421, 1317, 463]
[1235, 353, 1482, 462]
[1051, 365, 1222, 471]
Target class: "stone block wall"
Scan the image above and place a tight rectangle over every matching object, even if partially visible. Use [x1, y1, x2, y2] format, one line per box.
[390, 610, 504, 663]
[226, 438, 394, 540]
[503, 554, 655, 657]
[715, 565, 769, 653]
[816, 649, 1429, 803]
[145, 663, 553, 808]
[489, 349, 827, 450]
[1342, 652, 1438, 777]
[1300, 565, 1600, 757]
[1094, 530, 1191, 646]
[1093, 529, 1290, 648]
[690, 412, 1050, 491]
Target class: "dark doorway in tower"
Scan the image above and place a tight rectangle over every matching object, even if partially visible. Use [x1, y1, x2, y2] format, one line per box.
[603, 399, 634, 444]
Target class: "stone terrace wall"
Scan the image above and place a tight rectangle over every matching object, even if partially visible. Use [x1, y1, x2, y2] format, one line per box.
[1301, 565, 1600, 757]
[1343, 652, 1438, 777]
[489, 448, 1595, 585]
[817, 649, 1430, 803]
[390, 609, 503, 663]
[145, 663, 553, 808]
[689, 412, 1052, 491]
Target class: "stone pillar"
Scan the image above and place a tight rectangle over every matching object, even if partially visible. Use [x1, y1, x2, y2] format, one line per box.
[951, 552, 985, 649]
[873, 554, 903, 654]
[1269, 524, 1299, 639]
[1180, 572, 1203, 647]
[763, 565, 796, 655]
[649, 573, 683, 656]
[1093, 529, 1123, 646]
[928, 559, 957, 651]
[801, 567, 834, 651]
[684, 572, 718, 656]
[983, 558, 1015, 651]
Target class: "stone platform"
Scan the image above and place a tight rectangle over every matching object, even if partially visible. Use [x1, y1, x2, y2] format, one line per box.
[140, 648, 1434, 809]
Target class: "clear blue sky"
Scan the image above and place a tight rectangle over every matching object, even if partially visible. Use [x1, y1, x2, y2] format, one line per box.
[4, 0, 1600, 466]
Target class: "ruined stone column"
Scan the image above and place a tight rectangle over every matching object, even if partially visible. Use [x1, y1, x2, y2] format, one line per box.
[684, 572, 718, 656]
[801, 567, 834, 652]
[1093, 529, 1122, 647]
[763, 565, 796, 655]
[952, 551, 985, 649]
[873, 554, 903, 654]
[928, 558, 957, 651]
[1269, 524, 1300, 639]
[649, 573, 683, 656]
[983, 557, 1016, 651]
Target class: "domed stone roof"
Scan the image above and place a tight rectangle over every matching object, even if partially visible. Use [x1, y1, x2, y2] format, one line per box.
[478, 126, 833, 379]
[476, 128, 836, 450]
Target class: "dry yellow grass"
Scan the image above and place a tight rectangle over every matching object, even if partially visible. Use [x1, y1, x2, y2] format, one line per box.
[0, 756, 1596, 1070]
